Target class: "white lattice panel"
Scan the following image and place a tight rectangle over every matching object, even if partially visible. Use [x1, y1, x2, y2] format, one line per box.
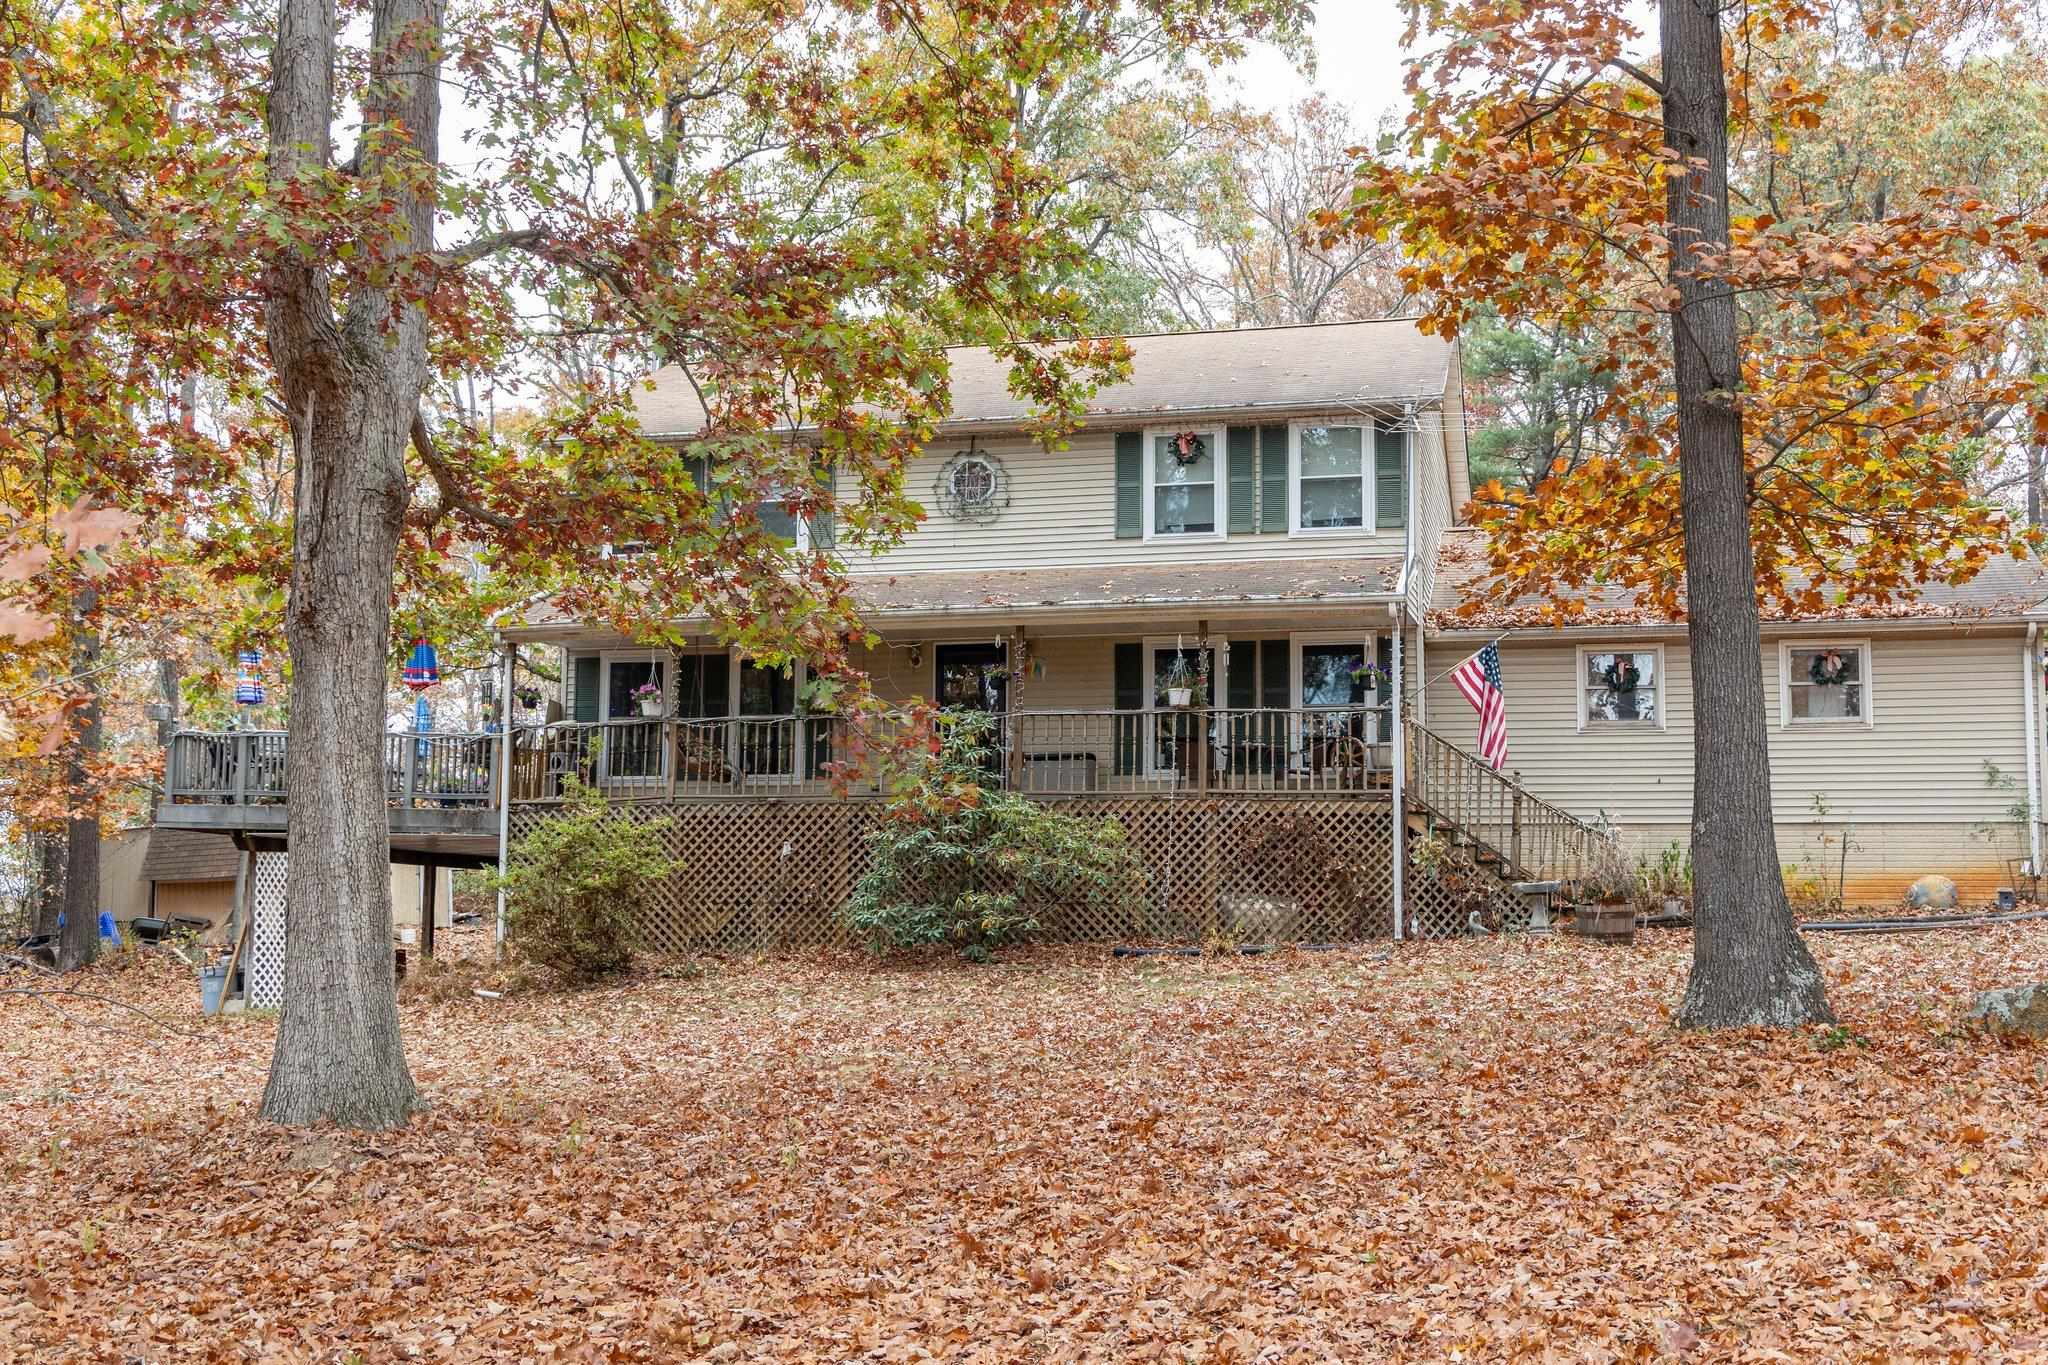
[247, 851, 289, 1008]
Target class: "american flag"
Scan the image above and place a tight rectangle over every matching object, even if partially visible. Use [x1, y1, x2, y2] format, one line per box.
[1450, 643, 1509, 771]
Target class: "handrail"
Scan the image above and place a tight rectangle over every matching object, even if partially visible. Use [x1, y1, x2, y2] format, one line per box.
[1402, 711, 1616, 883]
[166, 727, 501, 811]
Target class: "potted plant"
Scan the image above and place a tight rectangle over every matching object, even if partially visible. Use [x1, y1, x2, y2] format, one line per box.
[1572, 841, 1639, 944]
[1161, 654, 1198, 708]
[1350, 661, 1389, 697]
[515, 684, 543, 711]
[631, 681, 664, 717]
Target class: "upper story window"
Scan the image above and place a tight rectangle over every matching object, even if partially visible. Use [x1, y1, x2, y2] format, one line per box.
[1288, 422, 1406, 535]
[1579, 647, 1663, 729]
[1145, 428, 1224, 538]
[1782, 640, 1871, 726]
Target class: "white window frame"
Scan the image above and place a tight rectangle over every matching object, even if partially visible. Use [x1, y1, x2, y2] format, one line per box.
[1290, 631, 1387, 743]
[1141, 426, 1227, 541]
[1575, 644, 1668, 732]
[1779, 638, 1875, 729]
[1287, 421, 1379, 538]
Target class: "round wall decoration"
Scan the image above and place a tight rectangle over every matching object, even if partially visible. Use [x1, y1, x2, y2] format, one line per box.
[934, 449, 1010, 523]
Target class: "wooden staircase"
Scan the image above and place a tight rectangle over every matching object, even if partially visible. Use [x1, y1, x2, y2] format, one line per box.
[1403, 714, 1617, 888]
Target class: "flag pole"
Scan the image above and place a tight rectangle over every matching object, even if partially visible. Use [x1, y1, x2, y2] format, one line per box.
[1421, 631, 1511, 692]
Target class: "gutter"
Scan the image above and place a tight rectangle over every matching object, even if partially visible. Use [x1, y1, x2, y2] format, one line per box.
[1426, 615, 2044, 643]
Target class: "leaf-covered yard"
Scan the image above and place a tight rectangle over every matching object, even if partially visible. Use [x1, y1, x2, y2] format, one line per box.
[4, 927, 2046, 1362]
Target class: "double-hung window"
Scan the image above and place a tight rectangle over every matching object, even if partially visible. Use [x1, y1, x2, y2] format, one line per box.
[1579, 647, 1663, 729]
[1781, 640, 1871, 725]
[1289, 422, 1406, 534]
[1145, 429, 1223, 537]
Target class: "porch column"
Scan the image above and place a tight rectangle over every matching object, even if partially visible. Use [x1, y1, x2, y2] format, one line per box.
[1194, 619, 1211, 792]
[1008, 627, 1026, 791]
[420, 859, 438, 959]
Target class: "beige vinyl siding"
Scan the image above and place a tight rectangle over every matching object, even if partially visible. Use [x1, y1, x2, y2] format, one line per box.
[1441, 342, 1472, 516]
[853, 429, 1404, 574]
[1423, 630, 2030, 889]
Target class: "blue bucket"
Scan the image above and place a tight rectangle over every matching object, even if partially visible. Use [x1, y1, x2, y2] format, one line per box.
[199, 964, 228, 1015]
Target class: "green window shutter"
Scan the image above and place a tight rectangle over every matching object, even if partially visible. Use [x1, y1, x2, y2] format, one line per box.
[685, 454, 710, 496]
[1375, 636, 1394, 707]
[1226, 427, 1256, 534]
[571, 656, 601, 724]
[1258, 425, 1288, 534]
[700, 653, 730, 718]
[1114, 432, 1143, 539]
[1113, 641, 1143, 775]
[1226, 640, 1257, 709]
[1375, 424, 1407, 530]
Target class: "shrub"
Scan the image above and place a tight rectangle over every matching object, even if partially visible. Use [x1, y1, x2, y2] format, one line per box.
[842, 712, 1145, 960]
[491, 780, 678, 981]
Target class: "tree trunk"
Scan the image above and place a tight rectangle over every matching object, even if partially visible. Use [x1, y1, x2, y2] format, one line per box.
[256, 0, 439, 1128]
[1663, 0, 1832, 1028]
[57, 594, 102, 972]
[32, 829, 64, 940]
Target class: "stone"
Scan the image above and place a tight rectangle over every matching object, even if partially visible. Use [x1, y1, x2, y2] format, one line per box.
[1905, 874, 1959, 911]
[1965, 982, 2048, 1039]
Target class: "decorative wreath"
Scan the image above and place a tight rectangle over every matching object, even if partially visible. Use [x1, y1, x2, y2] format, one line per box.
[932, 449, 1010, 524]
[1808, 649, 1852, 686]
[1168, 431, 1207, 466]
[1602, 658, 1641, 693]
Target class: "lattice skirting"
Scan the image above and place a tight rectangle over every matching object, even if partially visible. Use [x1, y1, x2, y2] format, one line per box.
[508, 797, 1408, 954]
[246, 850, 289, 1008]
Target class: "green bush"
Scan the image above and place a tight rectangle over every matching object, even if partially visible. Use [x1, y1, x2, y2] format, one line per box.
[842, 712, 1145, 960]
[491, 780, 678, 981]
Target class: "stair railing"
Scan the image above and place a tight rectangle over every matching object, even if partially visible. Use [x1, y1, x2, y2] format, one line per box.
[1403, 713, 1617, 884]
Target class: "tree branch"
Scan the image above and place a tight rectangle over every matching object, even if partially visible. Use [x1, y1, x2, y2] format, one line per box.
[410, 409, 516, 530]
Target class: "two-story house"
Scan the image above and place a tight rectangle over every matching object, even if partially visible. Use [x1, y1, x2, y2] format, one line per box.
[162, 318, 2048, 996]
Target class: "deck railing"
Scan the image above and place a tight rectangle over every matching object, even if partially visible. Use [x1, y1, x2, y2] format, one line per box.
[166, 707, 1405, 809]
[1403, 715, 1616, 882]
[167, 729, 500, 810]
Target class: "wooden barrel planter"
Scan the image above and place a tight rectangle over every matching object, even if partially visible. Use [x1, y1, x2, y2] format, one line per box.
[1573, 902, 1637, 944]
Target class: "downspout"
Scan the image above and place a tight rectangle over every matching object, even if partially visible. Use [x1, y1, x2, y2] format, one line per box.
[1390, 600, 1406, 941]
[2025, 624, 2041, 880]
[494, 638, 516, 955]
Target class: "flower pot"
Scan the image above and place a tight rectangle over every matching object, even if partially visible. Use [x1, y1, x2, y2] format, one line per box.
[1574, 901, 1637, 944]
[1166, 687, 1193, 708]
[637, 698, 663, 717]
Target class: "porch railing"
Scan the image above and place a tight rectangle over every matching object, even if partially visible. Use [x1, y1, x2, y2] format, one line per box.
[1403, 714, 1615, 882]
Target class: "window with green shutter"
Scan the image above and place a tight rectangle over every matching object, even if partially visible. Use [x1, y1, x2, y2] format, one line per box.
[571, 655, 601, 724]
[1258, 425, 1288, 533]
[1112, 642, 1143, 774]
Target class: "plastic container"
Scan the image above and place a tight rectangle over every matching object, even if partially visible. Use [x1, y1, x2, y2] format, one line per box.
[199, 964, 229, 1016]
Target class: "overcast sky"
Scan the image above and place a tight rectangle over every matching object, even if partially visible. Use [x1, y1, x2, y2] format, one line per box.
[1226, 6, 1413, 125]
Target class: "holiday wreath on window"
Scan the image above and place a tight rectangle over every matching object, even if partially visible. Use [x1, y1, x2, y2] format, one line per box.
[1602, 657, 1641, 693]
[1808, 649, 1852, 686]
[1168, 431, 1206, 466]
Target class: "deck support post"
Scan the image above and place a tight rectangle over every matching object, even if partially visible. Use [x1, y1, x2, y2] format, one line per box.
[420, 859, 438, 959]
[495, 640, 515, 955]
[1007, 628, 1026, 791]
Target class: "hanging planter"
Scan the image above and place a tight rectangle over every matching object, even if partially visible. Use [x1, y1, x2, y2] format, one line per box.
[515, 685, 543, 711]
[1168, 431, 1206, 467]
[1808, 649, 1851, 686]
[1602, 658, 1640, 693]
[631, 681, 664, 717]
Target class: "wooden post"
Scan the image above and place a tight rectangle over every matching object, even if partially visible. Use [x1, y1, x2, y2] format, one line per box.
[1510, 790, 1525, 878]
[401, 730, 419, 810]
[420, 860, 438, 959]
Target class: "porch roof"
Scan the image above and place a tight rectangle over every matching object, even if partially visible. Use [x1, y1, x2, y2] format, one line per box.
[507, 556, 1405, 641]
[630, 319, 1455, 439]
[1428, 527, 2048, 633]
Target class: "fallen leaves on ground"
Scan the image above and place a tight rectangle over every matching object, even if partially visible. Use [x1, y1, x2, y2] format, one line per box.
[3, 926, 2047, 1362]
